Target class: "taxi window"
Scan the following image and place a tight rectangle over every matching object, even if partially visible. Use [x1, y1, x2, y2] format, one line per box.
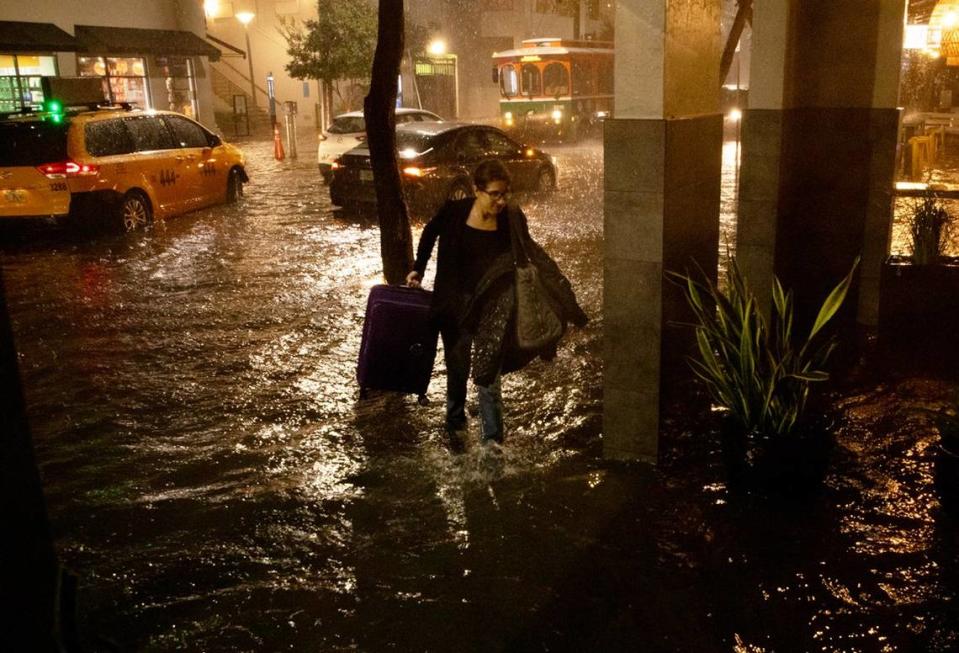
[164, 115, 210, 148]
[0, 121, 68, 165]
[85, 120, 134, 157]
[126, 116, 176, 152]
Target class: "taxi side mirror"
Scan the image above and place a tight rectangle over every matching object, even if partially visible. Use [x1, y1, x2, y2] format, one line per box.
[208, 134, 222, 147]
[201, 146, 213, 157]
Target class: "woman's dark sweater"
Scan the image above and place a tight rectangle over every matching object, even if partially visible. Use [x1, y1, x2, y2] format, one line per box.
[413, 199, 504, 328]
[414, 198, 587, 333]
[460, 224, 511, 293]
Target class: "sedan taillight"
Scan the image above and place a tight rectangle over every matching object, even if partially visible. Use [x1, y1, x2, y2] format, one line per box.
[37, 160, 100, 179]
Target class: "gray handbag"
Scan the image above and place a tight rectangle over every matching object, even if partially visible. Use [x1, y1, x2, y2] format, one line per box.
[509, 209, 563, 350]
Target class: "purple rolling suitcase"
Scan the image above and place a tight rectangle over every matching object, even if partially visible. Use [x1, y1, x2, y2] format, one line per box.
[357, 284, 438, 404]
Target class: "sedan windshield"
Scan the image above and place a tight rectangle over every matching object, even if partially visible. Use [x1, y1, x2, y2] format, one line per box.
[394, 131, 434, 153]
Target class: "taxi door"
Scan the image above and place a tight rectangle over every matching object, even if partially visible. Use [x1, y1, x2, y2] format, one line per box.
[163, 114, 217, 207]
[124, 116, 185, 217]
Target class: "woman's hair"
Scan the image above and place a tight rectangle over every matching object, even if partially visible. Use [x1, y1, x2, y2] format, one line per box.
[473, 159, 512, 190]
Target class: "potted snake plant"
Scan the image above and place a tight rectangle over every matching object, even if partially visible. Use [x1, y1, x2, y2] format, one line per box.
[879, 191, 959, 374]
[670, 257, 859, 494]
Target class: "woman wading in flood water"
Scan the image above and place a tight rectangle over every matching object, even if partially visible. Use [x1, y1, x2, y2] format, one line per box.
[406, 159, 588, 448]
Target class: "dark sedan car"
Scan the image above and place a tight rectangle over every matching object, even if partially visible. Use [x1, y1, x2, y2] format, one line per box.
[329, 122, 556, 216]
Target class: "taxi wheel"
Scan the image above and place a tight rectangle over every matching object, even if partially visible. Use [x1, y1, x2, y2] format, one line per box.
[227, 169, 244, 203]
[119, 191, 152, 231]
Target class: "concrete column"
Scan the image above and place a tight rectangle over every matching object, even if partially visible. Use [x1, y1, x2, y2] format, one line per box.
[736, 1, 788, 315]
[603, 0, 722, 462]
[739, 0, 905, 330]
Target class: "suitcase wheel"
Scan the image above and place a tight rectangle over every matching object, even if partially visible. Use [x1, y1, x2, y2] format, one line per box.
[417, 394, 430, 406]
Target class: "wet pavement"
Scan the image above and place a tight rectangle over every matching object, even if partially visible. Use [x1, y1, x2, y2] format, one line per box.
[2, 136, 957, 652]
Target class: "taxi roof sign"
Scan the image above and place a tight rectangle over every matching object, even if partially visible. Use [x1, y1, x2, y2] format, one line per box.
[41, 77, 107, 108]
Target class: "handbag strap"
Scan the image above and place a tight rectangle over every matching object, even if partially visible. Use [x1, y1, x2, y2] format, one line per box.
[507, 205, 531, 267]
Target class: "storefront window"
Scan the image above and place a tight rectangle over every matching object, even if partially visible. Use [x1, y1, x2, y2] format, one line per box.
[78, 55, 149, 108]
[155, 56, 198, 118]
[0, 54, 58, 112]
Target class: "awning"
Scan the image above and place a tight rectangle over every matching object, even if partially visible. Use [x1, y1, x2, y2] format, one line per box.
[75, 25, 221, 61]
[0, 21, 79, 52]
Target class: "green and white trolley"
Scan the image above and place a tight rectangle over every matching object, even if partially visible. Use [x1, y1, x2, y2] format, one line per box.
[492, 37, 613, 141]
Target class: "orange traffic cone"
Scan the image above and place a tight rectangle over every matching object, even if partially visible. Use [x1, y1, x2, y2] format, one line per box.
[273, 124, 285, 161]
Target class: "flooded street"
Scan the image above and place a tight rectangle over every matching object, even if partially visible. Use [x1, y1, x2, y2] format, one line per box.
[3, 137, 957, 651]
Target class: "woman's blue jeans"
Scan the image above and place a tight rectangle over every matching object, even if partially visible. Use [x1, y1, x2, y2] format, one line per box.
[441, 326, 503, 442]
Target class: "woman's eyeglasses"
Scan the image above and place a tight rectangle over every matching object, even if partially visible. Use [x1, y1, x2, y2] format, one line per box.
[481, 188, 511, 201]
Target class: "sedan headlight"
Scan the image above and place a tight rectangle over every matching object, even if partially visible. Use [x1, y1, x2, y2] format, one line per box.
[402, 166, 435, 178]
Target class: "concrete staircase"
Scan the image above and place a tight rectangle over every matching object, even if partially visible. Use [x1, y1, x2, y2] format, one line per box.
[210, 65, 274, 136]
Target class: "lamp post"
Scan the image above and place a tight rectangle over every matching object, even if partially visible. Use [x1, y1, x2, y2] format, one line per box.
[236, 11, 256, 106]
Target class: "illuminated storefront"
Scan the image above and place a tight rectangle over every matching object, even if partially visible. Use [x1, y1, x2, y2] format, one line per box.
[0, 18, 216, 124]
[0, 21, 77, 113]
[77, 55, 149, 107]
[0, 53, 58, 111]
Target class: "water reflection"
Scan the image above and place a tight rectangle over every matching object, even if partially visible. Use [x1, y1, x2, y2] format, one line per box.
[1, 138, 955, 651]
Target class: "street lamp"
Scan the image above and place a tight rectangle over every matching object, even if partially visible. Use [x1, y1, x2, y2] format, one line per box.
[236, 11, 257, 106]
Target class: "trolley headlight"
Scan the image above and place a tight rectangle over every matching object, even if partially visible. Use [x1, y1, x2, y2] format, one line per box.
[551, 109, 563, 123]
[504, 111, 514, 126]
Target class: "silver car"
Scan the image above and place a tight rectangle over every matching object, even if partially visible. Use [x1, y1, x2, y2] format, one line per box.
[317, 107, 442, 184]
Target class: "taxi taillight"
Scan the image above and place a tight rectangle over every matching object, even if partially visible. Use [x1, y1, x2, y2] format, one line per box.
[37, 160, 100, 179]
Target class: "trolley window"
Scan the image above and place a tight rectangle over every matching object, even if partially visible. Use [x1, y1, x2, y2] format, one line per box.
[521, 64, 542, 97]
[500, 64, 518, 97]
[543, 62, 569, 97]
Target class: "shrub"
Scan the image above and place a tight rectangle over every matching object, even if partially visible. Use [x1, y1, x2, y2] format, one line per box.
[908, 194, 952, 265]
[670, 257, 859, 438]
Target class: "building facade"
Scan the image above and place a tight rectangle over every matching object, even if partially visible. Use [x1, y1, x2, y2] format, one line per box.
[204, 0, 321, 134]
[0, 0, 219, 129]
[406, 0, 614, 121]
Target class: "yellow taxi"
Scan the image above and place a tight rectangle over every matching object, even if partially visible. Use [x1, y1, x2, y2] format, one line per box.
[0, 117, 72, 220]
[1, 104, 248, 231]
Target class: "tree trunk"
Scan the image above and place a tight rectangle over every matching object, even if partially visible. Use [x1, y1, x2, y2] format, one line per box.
[365, 0, 413, 285]
[0, 269, 61, 649]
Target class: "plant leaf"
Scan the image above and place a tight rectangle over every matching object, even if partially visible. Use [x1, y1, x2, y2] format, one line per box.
[808, 257, 860, 341]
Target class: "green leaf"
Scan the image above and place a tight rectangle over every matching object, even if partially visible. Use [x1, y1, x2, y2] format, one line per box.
[789, 370, 830, 382]
[808, 257, 860, 342]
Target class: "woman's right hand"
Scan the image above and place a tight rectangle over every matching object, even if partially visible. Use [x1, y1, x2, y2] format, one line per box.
[405, 271, 422, 288]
